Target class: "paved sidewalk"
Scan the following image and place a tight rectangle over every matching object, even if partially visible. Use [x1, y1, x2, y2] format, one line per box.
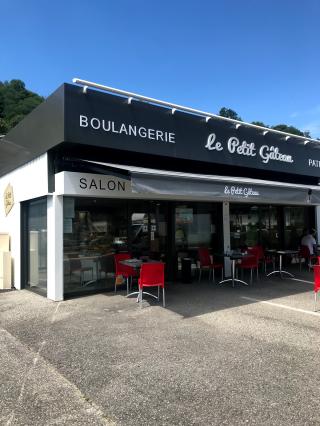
[1, 272, 320, 425]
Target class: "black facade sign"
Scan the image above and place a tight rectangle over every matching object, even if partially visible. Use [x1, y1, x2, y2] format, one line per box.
[64, 84, 320, 178]
[3, 83, 320, 181]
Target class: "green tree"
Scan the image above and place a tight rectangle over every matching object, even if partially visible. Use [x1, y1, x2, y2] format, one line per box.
[251, 121, 268, 128]
[0, 79, 43, 134]
[219, 107, 242, 121]
[271, 124, 304, 136]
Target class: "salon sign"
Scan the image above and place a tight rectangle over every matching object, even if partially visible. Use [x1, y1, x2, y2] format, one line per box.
[205, 133, 294, 165]
[55, 171, 132, 198]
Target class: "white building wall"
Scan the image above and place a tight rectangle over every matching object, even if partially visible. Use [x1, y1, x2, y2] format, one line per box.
[47, 195, 63, 301]
[0, 154, 49, 289]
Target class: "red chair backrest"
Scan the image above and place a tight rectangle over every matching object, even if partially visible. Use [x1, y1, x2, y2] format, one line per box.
[139, 263, 165, 288]
[314, 265, 320, 293]
[114, 253, 131, 276]
[198, 248, 211, 267]
[253, 245, 264, 260]
[299, 245, 310, 258]
[240, 252, 258, 268]
[248, 247, 260, 261]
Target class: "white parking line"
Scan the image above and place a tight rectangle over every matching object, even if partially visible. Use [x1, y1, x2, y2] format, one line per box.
[289, 278, 313, 284]
[240, 296, 320, 317]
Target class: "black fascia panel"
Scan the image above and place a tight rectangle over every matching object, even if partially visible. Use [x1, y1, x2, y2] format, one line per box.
[2, 82, 320, 183]
[0, 84, 65, 177]
[63, 83, 320, 180]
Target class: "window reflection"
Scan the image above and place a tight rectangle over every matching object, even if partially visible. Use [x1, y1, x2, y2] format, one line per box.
[284, 207, 306, 249]
[27, 198, 47, 295]
[64, 198, 128, 295]
[175, 203, 220, 251]
[230, 204, 280, 250]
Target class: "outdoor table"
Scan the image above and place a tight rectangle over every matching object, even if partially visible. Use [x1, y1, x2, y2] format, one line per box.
[120, 258, 143, 271]
[266, 250, 298, 279]
[219, 253, 250, 287]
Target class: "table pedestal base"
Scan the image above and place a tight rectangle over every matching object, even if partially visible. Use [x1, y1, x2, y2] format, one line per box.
[266, 252, 294, 279]
[127, 291, 158, 302]
[266, 270, 294, 278]
[219, 278, 248, 287]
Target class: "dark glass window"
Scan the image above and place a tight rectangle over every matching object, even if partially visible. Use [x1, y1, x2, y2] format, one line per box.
[284, 207, 308, 249]
[63, 197, 128, 296]
[230, 204, 315, 250]
[174, 202, 221, 252]
[26, 198, 47, 295]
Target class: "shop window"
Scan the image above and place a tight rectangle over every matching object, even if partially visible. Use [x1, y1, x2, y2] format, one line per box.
[284, 207, 308, 249]
[63, 197, 128, 296]
[175, 203, 221, 253]
[230, 205, 259, 250]
[230, 204, 280, 250]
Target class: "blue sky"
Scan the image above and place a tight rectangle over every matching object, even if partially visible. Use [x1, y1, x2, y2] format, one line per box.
[2, 0, 320, 137]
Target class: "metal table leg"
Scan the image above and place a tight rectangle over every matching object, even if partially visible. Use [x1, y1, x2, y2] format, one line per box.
[266, 254, 294, 278]
[219, 259, 248, 287]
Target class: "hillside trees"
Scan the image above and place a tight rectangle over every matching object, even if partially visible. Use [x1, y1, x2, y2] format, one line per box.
[0, 79, 43, 134]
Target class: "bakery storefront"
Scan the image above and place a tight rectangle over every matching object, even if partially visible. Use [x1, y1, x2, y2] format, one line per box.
[1, 80, 320, 300]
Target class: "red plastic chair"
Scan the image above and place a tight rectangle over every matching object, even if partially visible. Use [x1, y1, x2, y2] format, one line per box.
[198, 248, 223, 282]
[114, 253, 138, 294]
[313, 265, 320, 311]
[237, 248, 259, 284]
[253, 245, 275, 274]
[298, 245, 317, 272]
[138, 262, 165, 307]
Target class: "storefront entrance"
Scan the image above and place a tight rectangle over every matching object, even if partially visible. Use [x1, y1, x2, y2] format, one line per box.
[22, 194, 316, 298]
[61, 197, 223, 297]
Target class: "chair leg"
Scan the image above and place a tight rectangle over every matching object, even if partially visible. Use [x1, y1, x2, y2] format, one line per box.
[212, 268, 215, 283]
[126, 277, 129, 295]
[250, 268, 253, 285]
[199, 269, 202, 282]
[256, 267, 259, 280]
[314, 292, 317, 312]
[139, 288, 143, 308]
[221, 268, 224, 281]
[162, 287, 166, 307]
[158, 285, 160, 301]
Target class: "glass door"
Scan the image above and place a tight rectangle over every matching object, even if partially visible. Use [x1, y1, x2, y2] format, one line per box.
[149, 202, 168, 260]
[174, 202, 221, 253]
[284, 207, 307, 249]
[129, 200, 168, 260]
[230, 205, 259, 250]
[26, 198, 47, 295]
[259, 206, 279, 249]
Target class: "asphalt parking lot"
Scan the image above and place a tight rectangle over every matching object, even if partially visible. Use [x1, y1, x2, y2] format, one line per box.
[1, 270, 320, 425]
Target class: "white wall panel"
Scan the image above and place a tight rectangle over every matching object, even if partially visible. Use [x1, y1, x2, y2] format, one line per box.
[0, 154, 48, 288]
